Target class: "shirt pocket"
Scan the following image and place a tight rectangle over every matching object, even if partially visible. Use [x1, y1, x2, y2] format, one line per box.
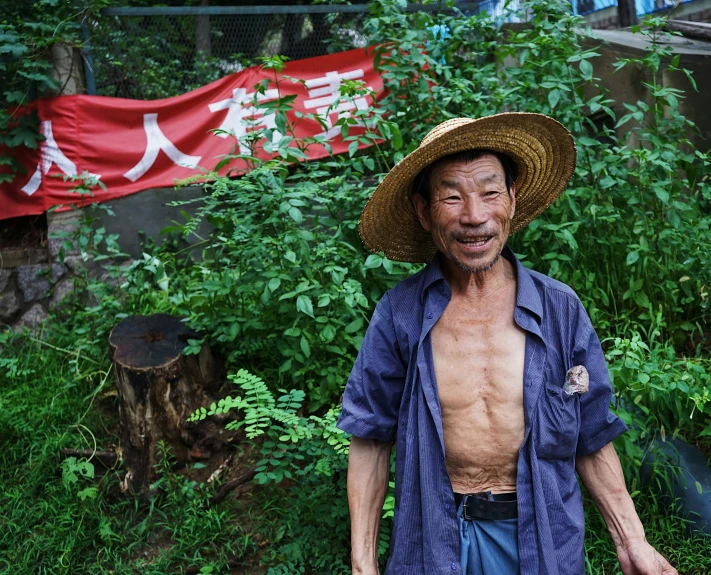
[534, 382, 580, 460]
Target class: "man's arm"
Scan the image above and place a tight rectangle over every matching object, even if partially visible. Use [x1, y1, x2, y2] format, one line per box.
[576, 442, 677, 575]
[348, 436, 392, 575]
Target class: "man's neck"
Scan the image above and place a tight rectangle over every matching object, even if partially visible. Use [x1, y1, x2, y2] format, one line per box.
[441, 251, 517, 302]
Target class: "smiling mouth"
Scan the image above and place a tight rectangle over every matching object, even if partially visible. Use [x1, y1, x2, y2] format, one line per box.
[456, 236, 493, 247]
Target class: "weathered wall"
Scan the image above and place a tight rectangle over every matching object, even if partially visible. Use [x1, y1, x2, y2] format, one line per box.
[581, 29, 711, 150]
[0, 186, 211, 332]
[91, 186, 213, 259]
[584, 0, 711, 30]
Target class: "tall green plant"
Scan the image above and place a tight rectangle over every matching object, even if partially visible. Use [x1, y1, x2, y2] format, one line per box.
[99, 1, 711, 571]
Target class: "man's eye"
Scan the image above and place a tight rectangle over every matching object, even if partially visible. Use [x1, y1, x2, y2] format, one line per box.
[485, 191, 500, 197]
[444, 196, 462, 202]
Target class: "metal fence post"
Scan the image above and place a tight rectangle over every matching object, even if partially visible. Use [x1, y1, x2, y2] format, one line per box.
[81, 20, 96, 95]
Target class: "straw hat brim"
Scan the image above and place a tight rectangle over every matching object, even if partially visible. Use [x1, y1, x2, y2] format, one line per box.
[358, 113, 577, 263]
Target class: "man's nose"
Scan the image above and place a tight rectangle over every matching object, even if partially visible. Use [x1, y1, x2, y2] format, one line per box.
[459, 196, 488, 226]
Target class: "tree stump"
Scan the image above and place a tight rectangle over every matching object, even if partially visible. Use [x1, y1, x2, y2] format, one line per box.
[109, 314, 217, 492]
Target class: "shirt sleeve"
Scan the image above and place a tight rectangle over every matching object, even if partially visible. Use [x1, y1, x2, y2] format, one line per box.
[336, 292, 407, 442]
[571, 304, 628, 456]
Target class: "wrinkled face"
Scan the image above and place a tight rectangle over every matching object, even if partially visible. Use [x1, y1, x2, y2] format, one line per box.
[413, 155, 516, 274]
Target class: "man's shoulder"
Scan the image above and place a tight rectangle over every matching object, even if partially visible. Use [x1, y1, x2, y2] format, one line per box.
[383, 266, 430, 308]
[524, 265, 582, 305]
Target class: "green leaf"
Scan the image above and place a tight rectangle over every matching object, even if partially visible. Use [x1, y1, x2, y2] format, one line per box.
[320, 324, 336, 343]
[364, 254, 382, 269]
[348, 140, 359, 158]
[626, 251, 639, 265]
[548, 89, 560, 109]
[296, 295, 314, 318]
[654, 188, 669, 204]
[615, 113, 633, 128]
[579, 59, 593, 80]
[390, 124, 403, 150]
[285, 250, 297, 263]
[288, 206, 303, 222]
[300, 336, 311, 358]
[634, 291, 650, 309]
[268, 278, 281, 291]
[344, 317, 364, 334]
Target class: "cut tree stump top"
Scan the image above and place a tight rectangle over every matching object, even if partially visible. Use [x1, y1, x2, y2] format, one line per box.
[109, 314, 201, 369]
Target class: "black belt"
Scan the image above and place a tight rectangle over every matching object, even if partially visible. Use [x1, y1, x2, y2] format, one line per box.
[454, 492, 518, 521]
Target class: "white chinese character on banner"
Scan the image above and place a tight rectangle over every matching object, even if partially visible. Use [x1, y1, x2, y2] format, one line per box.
[21, 120, 100, 196]
[123, 113, 202, 183]
[208, 88, 280, 154]
[303, 70, 372, 141]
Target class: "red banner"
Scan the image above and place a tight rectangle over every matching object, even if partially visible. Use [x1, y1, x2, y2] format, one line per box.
[0, 48, 381, 221]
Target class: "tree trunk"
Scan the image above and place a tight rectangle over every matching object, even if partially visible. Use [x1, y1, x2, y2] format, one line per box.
[195, 0, 212, 58]
[109, 314, 218, 492]
[50, 42, 86, 96]
[617, 0, 638, 28]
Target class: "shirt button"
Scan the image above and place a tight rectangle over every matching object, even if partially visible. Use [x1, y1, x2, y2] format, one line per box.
[451, 562, 458, 570]
[427, 313, 433, 319]
[445, 503, 451, 511]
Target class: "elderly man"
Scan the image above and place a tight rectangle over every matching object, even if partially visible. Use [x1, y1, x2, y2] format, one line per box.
[336, 114, 676, 575]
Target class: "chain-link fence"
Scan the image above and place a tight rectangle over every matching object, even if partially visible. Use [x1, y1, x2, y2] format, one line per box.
[89, 2, 491, 100]
[91, 0, 695, 100]
[91, 6, 368, 99]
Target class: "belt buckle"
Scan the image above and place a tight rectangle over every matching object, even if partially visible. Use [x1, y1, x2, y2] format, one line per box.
[461, 492, 491, 521]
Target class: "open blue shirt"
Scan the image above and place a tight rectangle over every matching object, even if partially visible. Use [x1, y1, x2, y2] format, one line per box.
[337, 247, 628, 575]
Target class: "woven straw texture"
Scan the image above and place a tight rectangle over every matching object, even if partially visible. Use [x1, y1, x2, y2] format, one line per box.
[358, 113, 577, 263]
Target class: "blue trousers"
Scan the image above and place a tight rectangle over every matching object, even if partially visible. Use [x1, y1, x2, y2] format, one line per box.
[457, 502, 520, 575]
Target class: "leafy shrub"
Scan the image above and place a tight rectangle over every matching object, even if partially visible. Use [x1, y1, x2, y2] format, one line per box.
[190, 369, 353, 574]
[39, 0, 710, 571]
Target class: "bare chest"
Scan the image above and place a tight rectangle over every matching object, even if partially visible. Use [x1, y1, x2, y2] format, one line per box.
[431, 300, 526, 406]
[431, 296, 527, 492]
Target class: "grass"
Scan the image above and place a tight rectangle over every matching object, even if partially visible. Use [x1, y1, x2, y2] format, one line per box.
[1, 319, 709, 575]
[0, 328, 257, 575]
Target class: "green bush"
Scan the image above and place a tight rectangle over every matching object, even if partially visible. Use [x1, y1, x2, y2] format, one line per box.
[6, 0, 709, 572]
[147, 1, 708, 570]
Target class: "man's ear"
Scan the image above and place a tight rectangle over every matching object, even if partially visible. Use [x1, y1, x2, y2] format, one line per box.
[412, 193, 431, 232]
[509, 183, 516, 220]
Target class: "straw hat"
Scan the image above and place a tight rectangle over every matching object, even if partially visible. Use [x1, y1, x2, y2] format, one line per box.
[358, 112, 577, 263]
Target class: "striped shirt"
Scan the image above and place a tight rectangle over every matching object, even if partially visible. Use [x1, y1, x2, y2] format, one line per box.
[337, 246, 627, 575]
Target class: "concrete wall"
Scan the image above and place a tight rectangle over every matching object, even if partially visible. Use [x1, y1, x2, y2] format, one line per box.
[582, 29, 711, 150]
[0, 186, 212, 332]
[91, 186, 214, 259]
[584, 0, 711, 29]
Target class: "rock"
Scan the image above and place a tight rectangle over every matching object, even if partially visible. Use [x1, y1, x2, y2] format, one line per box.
[64, 255, 93, 275]
[47, 210, 82, 260]
[50, 264, 65, 281]
[99, 261, 133, 289]
[12, 303, 49, 333]
[16, 264, 65, 303]
[0, 269, 11, 293]
[0, 290, 21, 322]
[50, 278, 75, 311]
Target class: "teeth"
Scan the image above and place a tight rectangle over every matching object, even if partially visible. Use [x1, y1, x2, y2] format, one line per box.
[460, 238, 489, 246]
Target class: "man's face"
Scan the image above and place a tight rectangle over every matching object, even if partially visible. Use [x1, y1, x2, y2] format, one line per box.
[413, 155, 516, 274]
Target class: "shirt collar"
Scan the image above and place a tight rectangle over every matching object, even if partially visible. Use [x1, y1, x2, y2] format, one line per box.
[422, 246, 543, 322]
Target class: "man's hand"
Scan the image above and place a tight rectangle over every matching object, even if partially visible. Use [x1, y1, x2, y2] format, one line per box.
[616, 539, 677, 575]
[576, 443, 677, 575]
